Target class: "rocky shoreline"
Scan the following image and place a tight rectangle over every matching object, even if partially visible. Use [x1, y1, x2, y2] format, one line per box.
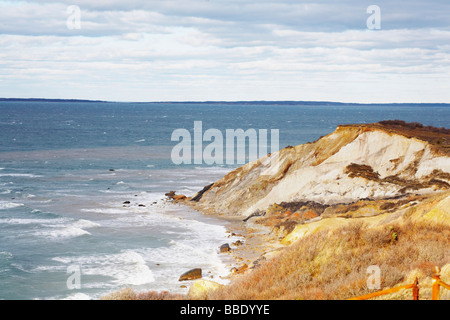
[164, 190, 287, 296]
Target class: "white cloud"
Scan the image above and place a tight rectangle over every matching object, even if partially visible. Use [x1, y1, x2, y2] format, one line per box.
[0, 0, 449, 102]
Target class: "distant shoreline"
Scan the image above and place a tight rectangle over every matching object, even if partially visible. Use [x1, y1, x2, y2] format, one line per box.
[1, 98, 450, 106]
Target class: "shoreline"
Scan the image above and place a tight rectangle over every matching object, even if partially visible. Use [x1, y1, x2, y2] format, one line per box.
[173, 196, 285, 288]
[224, 218, 284, 271]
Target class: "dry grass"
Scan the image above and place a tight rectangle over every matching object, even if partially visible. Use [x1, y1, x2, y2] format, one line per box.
[100, 288, 186, 300]
[210, 220, 450, 300]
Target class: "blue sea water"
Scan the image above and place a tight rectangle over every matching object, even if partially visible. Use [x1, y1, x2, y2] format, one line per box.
[0, 101, 449, 300]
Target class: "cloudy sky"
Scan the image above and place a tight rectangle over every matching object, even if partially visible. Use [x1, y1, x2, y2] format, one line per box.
[1, 0, 449, 102]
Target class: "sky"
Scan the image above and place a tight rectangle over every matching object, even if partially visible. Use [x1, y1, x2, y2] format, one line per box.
[0, 0, 449, 103]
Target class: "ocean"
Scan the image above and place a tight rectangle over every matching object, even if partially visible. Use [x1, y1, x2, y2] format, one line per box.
[0, 101, 449, 300]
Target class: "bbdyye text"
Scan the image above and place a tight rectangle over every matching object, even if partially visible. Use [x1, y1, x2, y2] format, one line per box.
[180, 304, 270, 317]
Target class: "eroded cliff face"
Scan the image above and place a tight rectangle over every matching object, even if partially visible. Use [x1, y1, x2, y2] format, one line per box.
[191, 121, 450, 218]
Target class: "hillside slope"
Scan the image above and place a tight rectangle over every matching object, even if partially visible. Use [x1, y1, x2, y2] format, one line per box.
[209, 189, 450, 300]
[191, 121, 450, 219]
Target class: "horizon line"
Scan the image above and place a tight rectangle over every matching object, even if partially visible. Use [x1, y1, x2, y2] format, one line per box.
[1, 97, 450, 106]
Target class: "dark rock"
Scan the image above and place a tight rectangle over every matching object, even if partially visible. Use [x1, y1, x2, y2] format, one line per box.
[277, 200, 329, 215]
[231, 263, 248, 274]
[191, 183, 214, 202]
[219, 243, 231, 253]
[243, 209, 266, 222]
[178, 268, 202, 281]
[173, 194, 187, 201]
[165, 191, 176, 199]
[251, 256, 266, 269]
[273, 220, 298, 237]
[232, 240, 244, 246]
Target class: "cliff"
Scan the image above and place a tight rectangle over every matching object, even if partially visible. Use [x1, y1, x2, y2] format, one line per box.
[185, 120, 450, 300]
[190, 120, 450, 219]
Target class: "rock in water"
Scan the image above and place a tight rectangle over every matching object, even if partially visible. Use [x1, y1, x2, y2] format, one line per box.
[165, 191, 176, 198]
[173, 194, 187, 201]
[219, 243, 231, 253]
[179, 268, 202, 281]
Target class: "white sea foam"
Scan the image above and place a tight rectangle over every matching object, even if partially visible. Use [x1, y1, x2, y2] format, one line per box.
[72, 219, 101, 229]
[0, 251, 13, 274]
[62, 293, 92, 300]
[128, 210, 240, 290]
[81, 208, 129, 215]
[54, 250, 155, 287]
[0, 201, 24, 210]
[103, 212, 174, 229]
[40, 199, 53, 203]
[0, 218, 68, 225]
[32, 264, 64, 272]
[45, 205, 233, 292]
[194, 166, 234, 175]
[0, 251, 12, 258]
[33, 218, 100, 239]
[0, 173, 42, 178]
[143, 239, 232, 288]
[0, 161, 235, 297]
[35, 226, 91, 239]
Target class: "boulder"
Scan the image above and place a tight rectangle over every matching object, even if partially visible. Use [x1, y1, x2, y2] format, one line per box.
[165, 191, 176, 198]
[231, 263, 248, 274]
[187, 280, 223, 299]
[179, 268, 202, 281]
[219, 243, 231, 253]
[173, 194, 187, 201]
[232, 240, 244, 246]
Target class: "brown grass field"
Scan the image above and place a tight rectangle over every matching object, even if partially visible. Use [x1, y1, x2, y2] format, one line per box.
[209, 220, 449, 300]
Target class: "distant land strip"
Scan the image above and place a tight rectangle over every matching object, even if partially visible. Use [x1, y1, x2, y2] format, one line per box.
[1, 98, 450, 106]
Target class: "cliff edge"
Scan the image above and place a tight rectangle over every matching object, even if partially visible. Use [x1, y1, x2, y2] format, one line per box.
[190, 120, 450, 219]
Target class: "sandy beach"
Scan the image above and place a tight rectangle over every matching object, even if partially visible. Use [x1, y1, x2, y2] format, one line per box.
[225, 218, 283, 271]
[179, 197, 285, 282]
